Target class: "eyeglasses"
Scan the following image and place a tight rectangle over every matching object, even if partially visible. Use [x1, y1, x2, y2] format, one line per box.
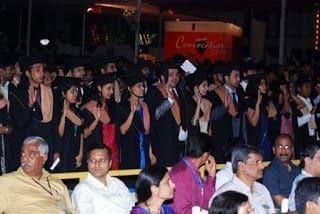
[87, 158, 109, 165]
[275, 144, 292, 150]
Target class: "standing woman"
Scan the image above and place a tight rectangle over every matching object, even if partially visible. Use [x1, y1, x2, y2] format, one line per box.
[115, 69, 155, 169]
[81, 73, 119, 169]
[131, 165, 175, 214]
[185, 70, 213, 136]
[246, 75, 279, 160]
[57, 77, 84, 171]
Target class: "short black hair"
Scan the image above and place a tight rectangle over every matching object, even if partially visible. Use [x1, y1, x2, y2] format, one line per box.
[295, 177, 320, 214]
[186, 133, 211, 158]
[300, 143, 320, 169]
[274, 133, 293, 146]
[135, 165, 168, 203]
[87, 144, 112, 161]
[209, 191, 249, 214]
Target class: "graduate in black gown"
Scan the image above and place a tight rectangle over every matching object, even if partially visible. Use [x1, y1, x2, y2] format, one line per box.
[144, 63, 187, 167]
[9, 55, 59, 170]
[57, 77, 84, 171]
[115, 69, 154, 169]
[81, 73, 119, 169]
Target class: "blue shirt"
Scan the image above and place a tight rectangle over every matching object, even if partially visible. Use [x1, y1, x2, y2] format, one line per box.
[263, 158, 301, 207]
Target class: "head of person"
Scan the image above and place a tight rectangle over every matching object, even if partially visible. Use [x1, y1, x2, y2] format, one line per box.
[246, 75, 268, 98]
[209, 191, 251, 214]
[97, 73, 115, 100]
[273, 134, 294, 164]
[300, 143, 320, 177]
[135, 165, 175, 203]
[297, 74, 312, 98]
[105, 61, 117, 74]
[186, 69, 208, 97]
[186, 133, 211, 165]
[87, 144, 112, 180]
[68, 58, 86, 80]
[231, 144, 264, 181]
[223, 62, 241, 89]
[295, 177, 320, 214]
[22, 55, 45, 86]
[0, 55, 15, 82]
[61, 77, 80, 105]
[124, 68, 145, 99]
[161, 63, 181, 88]
[20, 136, 48, 178]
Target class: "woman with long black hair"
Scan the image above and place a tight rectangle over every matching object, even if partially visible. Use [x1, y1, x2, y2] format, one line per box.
[81, 73, 119, 169]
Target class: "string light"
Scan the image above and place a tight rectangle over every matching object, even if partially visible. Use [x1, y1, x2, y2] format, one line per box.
[315, 9, 320, 50]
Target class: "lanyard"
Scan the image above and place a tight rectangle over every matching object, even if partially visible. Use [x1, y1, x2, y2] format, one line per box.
[182, 158, 204, 191]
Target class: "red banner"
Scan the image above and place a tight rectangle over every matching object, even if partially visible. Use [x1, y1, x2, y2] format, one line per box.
[164, 31, 237, 62]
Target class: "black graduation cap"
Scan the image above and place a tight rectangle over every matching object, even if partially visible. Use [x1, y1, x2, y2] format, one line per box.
[21, 54, 46, 72]
[67, 57, 89, 71]
[0, 54, 16, 67]
[96, 73, 116, 86]
[296, 74, 312, 88]
[93, 55, 116, 68]
[186, 69, 207, 88]
[52, 76, 82, 92]
[121, 67, 145, 87]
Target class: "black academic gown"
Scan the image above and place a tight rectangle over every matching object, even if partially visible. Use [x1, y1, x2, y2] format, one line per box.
[115, 100, 150, 169]
[9, 82, 58, 170]
[144, 85, 187, 167]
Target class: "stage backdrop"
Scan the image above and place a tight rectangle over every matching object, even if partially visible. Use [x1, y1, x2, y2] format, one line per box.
[163, 21, 242, 62]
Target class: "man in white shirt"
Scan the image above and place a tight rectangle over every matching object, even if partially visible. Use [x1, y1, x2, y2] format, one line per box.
[209, 144, 274, 214]
[216, 137, 245, 189]
[288, 143, 320, 212]
[72, 145, 135, 214]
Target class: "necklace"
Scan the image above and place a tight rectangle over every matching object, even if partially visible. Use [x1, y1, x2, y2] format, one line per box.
[32, 177, 53, 196]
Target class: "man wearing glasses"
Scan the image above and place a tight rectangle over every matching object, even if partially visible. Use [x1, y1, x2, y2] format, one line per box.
[263, 134, 301, 208]
[71, 144, 135, 214]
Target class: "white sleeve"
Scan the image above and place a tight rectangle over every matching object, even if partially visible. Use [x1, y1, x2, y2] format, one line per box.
[71, 184, 95, 214]
[114, 178, 136, 211]
[297, 113, 312, 127]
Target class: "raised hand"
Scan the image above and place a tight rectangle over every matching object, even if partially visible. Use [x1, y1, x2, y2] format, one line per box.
[93, 107, 101, 120]
[130, 100, 139, 113]
[223, 94, 231, 108]
[205, 155, 216, 177]
[194, 86, 202, 104]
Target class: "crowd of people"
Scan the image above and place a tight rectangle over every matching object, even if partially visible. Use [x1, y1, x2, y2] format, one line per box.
[1, 52, 320, 213]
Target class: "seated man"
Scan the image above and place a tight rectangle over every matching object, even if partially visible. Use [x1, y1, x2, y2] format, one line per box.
[0, 136, 75, 213]
[288, 143, 320, 211]
[72, 144, 135, 214]
[216, 137, 245, 190]
[169, 133, 216, 213]
[263, 134, 301, 208]
[210, 144, 274, 214]
[295, 177, 320, 214]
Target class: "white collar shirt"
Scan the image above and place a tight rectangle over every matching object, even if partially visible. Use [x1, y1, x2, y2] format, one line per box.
[71, 173, 135, 214]
[288, 169, 313, 211]
[215, 161, 234, 190]
[210, 175, 275, 214]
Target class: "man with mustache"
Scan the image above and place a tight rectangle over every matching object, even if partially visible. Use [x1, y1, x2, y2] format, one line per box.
[263, 134, 301, 208]
[0, 136, 74, 213]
